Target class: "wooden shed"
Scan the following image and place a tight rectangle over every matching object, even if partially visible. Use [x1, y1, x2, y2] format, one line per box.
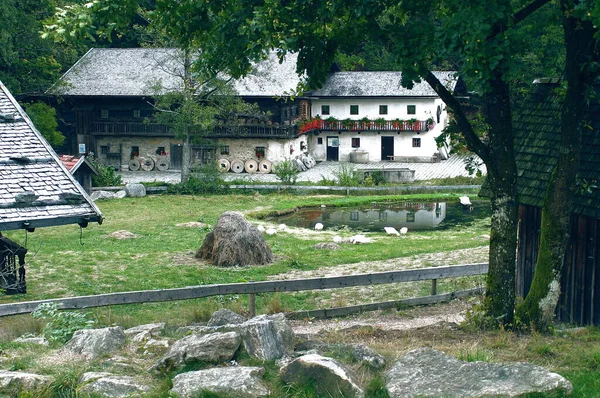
[59, 155, 99, 194]
[0, 81, 103, 294]
[514, 79, 600, 325]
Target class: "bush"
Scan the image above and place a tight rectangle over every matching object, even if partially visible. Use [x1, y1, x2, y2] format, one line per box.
[273, 160, 298, 185]
[91, 158, 123, 187]
[334, 163, 361, 186]
[168, 163, 229, 194]
[31, 303, 95, 344]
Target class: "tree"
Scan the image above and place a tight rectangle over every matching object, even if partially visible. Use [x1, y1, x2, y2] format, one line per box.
[515, 0, 600, 327]
[24, 102, 66, 148]
[43, 0, 563, 326]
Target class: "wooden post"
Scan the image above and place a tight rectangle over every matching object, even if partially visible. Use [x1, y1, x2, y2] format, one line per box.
[431, 279, 437, 296]
[249, 280, 256, 317]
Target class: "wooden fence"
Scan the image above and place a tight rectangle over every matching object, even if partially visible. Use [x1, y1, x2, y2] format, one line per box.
[0, 263, 488, 318]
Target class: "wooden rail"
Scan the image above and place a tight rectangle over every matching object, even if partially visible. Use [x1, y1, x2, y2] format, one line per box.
[0, 263, 487, 317]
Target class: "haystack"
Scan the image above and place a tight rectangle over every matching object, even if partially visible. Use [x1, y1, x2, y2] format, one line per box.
[196, 211, 273, 267]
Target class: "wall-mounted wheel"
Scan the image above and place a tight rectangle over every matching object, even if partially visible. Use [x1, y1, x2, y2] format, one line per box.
[218, 158, 231, 172]
[140, 157, 155, 171]
[258, 159, 272, 173]
[244, 159, 258, 173]
[128, 158, 141, 171]
[230, 159, 244, 173]
[156, 158, 170, 171]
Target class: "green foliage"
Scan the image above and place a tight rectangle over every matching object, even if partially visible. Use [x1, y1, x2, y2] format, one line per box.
[31, 303, 94, 344]
[24, 102, 65, 148]
[273, 160, 299, 185]
[334, 163, 361, 187]
[365, 375, 390, 398]
[457, 348, 493, 362]
[90, 158, 123, 187]
[364, 170, 386, 186]
[167, 164, 228, 194]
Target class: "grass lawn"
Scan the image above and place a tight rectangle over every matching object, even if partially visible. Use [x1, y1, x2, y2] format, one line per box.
[0, 192, 598, 397]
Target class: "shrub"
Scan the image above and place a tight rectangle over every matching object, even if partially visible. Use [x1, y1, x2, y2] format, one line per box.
[91, 158, 123, 187]
[273, 160, 298, 185]
[334, 163, 361, 186]
[31, 303, 95, 344]
[168, 163, 228, 194]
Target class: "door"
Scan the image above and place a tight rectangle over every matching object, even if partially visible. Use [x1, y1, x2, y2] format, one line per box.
[326, 136, 339, 161]
[381, 136, 394, 160]
[170, 144, 183, 169]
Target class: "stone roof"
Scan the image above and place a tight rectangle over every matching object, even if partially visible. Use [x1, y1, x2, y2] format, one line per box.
[53, 48, 301, 97]
[307, 71, 463, 97]
[514, 81, 600, 219]
[0, 81, 103, 231]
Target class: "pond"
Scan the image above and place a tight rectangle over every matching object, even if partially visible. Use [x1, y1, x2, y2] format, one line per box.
[270, 201, 490, 232]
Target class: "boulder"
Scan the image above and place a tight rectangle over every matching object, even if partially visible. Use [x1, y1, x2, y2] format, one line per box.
[125, 183, 146, 197]
[125, 323, 165, 343]
[280, 353, 364, 398]
[312, 242, 341, 250]
[240, 314, 294, 360]
[295, 341, 385, 370]
[13, 336, 49, 346]
[114, 190, 127, 198]
[0, 370, 52, 396]
[79, 372, 150, 397]
[207, 309, 247, 327]
[90, 190, 118, 201]
[64, 327, 126, 359]
[153, 331, 241, 371]
[196, 211, 273, 267]
[385, 347, 573, 397]
[171, 367, 269, 398]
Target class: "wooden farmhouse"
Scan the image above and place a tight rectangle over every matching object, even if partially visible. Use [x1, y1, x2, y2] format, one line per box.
[0, 81, 103, 294]
[51, 48, 464, 173]
[514, 79, 600, 325]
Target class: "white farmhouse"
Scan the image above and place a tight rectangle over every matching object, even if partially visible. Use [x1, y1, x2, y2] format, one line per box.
[301, 71, 465, 163]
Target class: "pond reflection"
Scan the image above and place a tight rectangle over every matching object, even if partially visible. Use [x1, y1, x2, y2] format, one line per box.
[271, 201, 489, 232]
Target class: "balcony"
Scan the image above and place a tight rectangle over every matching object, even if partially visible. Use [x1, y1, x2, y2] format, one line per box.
[90, 122, 298, 138]
[299, 119, 433, 134]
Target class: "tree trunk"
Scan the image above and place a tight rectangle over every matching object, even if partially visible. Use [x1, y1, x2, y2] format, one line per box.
[515, 0, 596, 328]
[181, 133, 192, 183]
[481, 75, 519, 326]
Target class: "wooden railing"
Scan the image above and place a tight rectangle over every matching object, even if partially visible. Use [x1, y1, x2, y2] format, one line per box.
[90, 122, 298, 138]
[0, 263, 487, 318]
[301, 120, 431, 134]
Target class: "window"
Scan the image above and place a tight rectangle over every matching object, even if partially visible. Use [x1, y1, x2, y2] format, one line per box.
[156, 146, 166, 156]
[100, 146, 109, 155]
[412, 138, 421, 147]
[133, 109, 141, 118]
[220, 145, 230, 155]
[321, 105, 330, 115]
[407, 212, 416, 223]
[255, 146, 266, 159]
[379, 105, 388, 115]
[130, 146, 139, 159]
[100, 109, 109, 119]
[350, 105, 359, 115]
[317, 137, 323, 145]
[407, 105, 416, 115]
[351, 137, 360, 148]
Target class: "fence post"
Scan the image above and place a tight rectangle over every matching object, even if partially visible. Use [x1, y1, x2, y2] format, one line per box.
[249, 281, 256, 317]
[431, 279, 437, 296]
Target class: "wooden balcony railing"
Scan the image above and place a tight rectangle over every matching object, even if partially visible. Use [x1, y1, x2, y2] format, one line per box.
[90, 122, 298, 138]
[300, 119, 432, 134]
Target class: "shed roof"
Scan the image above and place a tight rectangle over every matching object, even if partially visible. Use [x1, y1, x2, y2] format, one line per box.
[58, 155, 98, 175]
[53, 48, 301, 98]
[514, 81, 600, 219]
[0, 81, 103, 231]
[307, 71, 463, 98]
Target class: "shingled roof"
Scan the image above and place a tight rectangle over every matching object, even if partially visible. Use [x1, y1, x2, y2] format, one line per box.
[307, 71, 464, 98]
[514, 80, 600, 219]
[53, 48, 301, 98]
[0, 81, 103, 231]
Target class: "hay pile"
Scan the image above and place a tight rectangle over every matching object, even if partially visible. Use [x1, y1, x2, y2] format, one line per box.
[196, 211, 273, 267]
